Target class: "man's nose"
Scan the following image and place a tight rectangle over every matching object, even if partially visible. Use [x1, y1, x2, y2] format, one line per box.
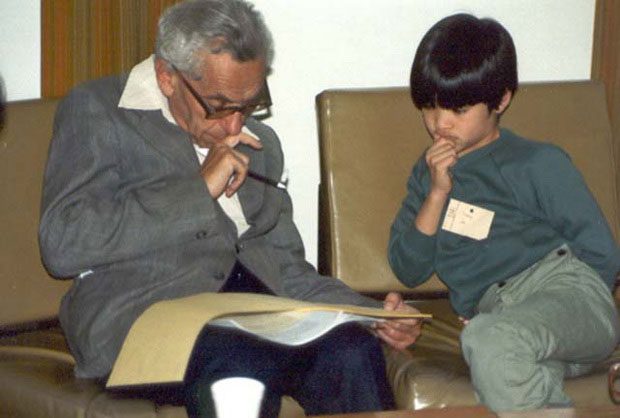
[221, 111, 244, 136]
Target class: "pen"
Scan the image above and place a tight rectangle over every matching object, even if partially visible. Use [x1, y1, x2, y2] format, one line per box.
[247, 170, 287, 189]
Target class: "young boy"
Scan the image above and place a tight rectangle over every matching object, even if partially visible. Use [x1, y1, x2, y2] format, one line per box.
[388, 13, 620, 411]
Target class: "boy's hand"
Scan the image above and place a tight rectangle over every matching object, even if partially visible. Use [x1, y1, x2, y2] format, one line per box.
[374, 292, 422, 351]
[413, 138, 455, 235]
[426, 138, 457, 195]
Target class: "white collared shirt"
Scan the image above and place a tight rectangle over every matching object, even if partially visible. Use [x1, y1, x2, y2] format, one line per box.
[118, 56, 250, 236]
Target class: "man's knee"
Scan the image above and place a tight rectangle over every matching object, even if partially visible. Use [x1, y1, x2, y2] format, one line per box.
[325, 324, 383, 364]
[308, 324, 386, 384]
[297, 324, 394, 413]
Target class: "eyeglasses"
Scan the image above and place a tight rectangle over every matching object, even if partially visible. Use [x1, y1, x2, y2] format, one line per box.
[171, 64, 271, 120]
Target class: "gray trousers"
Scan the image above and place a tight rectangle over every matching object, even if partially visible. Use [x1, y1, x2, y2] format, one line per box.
[460, 245, 619, 412]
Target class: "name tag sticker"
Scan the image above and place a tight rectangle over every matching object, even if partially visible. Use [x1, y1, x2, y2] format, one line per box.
[441, 198, 494, 240]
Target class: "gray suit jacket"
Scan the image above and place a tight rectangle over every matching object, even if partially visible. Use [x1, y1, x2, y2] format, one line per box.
[39, 75, 378, 378]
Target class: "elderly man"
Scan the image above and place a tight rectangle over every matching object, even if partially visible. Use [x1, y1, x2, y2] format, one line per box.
[39, 0, 420, 416]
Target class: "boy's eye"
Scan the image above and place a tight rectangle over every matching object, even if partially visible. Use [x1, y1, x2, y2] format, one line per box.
[454, 106, 470, 115]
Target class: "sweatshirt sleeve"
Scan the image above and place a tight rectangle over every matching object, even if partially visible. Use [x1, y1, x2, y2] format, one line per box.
[388, 158, 438, 287]
[515, 144, 620, 288]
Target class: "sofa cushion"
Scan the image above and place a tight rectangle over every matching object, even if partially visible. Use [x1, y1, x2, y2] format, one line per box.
[0, 345, 100, 417]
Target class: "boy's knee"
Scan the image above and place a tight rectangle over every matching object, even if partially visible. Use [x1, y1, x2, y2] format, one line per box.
[461, 314, 500, 352]
[460, 315, 556, 411]
[461, 314, 534, 365]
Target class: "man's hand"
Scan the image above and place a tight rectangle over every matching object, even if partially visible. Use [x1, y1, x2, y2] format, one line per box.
[200, 132, 262, 198]
[374, 292, 422, 351]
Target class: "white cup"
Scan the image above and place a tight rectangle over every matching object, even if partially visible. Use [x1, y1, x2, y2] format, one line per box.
[210, 377, 265, 418]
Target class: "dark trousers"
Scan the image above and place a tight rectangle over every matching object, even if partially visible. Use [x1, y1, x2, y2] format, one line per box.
[184, 262, 395, 417]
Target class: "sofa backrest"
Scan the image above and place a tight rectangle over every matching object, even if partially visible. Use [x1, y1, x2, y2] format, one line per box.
[316, 81, 618, 294]
[0, 98, 67, 327]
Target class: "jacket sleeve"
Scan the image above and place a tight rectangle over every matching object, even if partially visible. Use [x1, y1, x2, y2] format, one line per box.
[388, 158, 438, 288]
[39, 85, 218, 278]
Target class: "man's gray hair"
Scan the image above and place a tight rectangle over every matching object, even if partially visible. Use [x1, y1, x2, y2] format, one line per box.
[155, 0, 274, 78]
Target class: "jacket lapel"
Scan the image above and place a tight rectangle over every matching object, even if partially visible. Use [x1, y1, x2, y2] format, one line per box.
[130, 109, 199, 172]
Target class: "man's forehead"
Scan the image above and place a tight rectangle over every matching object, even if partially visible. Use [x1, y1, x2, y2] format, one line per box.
[198, 52, 266, 101]
[199, 52, 265, 78]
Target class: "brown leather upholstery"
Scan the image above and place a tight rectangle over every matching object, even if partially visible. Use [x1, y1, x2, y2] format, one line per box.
[316, 80, 620, 409]
[0, 99, 70, 326]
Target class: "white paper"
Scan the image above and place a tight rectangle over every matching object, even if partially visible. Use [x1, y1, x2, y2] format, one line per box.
[442, 198, 494, 240]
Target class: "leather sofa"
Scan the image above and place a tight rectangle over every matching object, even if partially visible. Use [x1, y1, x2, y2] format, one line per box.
[0, 80, 618, 417]
[315, 80, 620, 409]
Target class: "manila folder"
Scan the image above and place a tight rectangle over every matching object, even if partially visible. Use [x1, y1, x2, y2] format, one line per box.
[106, 292, 430, 388]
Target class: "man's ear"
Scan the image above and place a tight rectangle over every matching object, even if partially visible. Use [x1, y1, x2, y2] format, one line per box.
[496, 90, 513, 114]
[155, 58, 175, 98]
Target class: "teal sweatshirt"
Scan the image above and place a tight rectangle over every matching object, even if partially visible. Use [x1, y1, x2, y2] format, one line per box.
[388, 128, 620, 318]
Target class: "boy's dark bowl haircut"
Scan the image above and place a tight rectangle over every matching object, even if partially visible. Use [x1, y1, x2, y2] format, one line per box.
[410, 13, 518, 111]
